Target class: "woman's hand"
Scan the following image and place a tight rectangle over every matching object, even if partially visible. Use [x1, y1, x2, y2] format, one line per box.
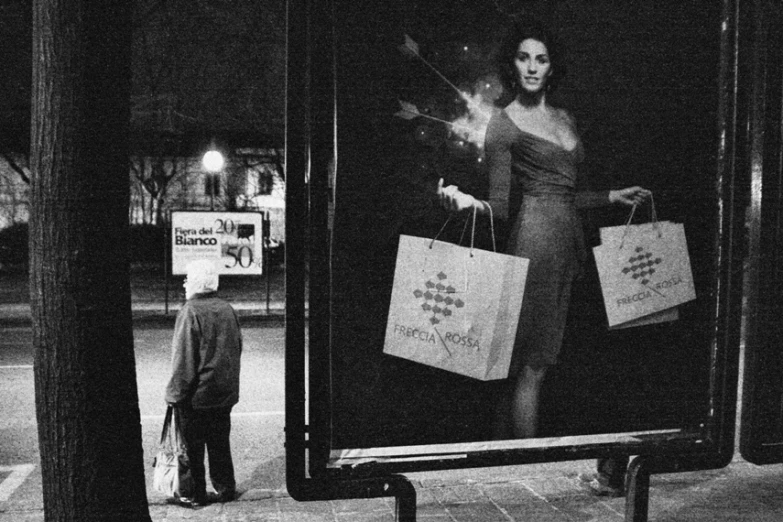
[609, 186, 652, 206]
[437, 178, 480, 212]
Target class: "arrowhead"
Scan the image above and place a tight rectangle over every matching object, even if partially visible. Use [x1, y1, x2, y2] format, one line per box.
[395, 100, 421, 120]
[399, 34, 420, 57]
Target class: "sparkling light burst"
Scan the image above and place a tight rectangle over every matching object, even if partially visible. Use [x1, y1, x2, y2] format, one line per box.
[396, 34, 498, 152]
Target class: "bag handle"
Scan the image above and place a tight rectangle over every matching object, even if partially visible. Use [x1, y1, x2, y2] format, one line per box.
[430, 215, 453, 248]
[431, 201, 497, 256]
[159, 405, 173, 445]
[171, 406, 187, 451]
[620, 193, 659, 249]
[160, 404, 188, 450]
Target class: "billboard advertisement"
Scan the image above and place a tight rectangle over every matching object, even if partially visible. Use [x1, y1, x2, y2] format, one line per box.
[171, 211, 264, 275]
[299, 0, 742, 474]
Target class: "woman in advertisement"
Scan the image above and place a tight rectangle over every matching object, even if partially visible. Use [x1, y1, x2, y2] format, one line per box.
[437, 19, 650, 441]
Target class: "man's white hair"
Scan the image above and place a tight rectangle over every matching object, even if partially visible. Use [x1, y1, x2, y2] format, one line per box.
[186, 259, 219, 294]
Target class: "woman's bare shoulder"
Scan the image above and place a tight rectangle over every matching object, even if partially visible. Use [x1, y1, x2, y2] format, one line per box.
[486, 106, 515, 137]
[552, 106, 577, 128]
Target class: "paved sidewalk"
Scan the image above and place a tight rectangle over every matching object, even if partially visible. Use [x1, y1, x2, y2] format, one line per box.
[2, 456, 782, 521]
[3, 296, 783, 519]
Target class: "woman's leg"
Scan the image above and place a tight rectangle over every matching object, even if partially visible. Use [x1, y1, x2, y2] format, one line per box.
[510, 364, 548, 439]
[492, 385, 513, 440]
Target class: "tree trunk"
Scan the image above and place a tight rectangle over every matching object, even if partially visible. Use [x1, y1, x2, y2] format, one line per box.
[30, 1, 152, 520]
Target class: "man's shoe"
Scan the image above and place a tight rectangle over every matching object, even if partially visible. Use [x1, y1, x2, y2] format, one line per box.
[578, 472, 624, 497]
[168, 496, 207, 508]
[206, 490, 237, 503]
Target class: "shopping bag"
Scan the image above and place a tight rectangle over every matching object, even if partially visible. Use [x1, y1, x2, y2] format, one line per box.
[608, 307, 679, 330]
[600, 220, 675, 247]
[602, 221, 681, 329]
[593, 221, 695, 327]
[383, 234, 528, 380]
[152, 405, 193, 498]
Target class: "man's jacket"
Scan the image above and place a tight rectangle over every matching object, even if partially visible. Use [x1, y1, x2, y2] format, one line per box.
[165, 292, 242, 409]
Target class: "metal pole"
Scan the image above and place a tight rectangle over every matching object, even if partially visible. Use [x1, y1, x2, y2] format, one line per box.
[625, 456, 650, 522]
[164, 209, 169, 315]
[265, 213, 271, 315]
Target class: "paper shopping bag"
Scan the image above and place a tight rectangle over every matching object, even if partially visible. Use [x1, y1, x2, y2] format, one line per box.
[602, 220, 681, 328]
[601, 217, 682, 328]
[600, 221, 675, 247]
[608, 307, 679, 330]
[593, 222, 695, 327]
[383, 235, 529, 380]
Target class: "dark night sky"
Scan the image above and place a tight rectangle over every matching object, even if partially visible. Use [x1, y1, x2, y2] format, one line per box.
[0, 0, 287, 153]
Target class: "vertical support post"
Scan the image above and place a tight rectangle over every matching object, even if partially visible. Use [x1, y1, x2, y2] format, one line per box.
[394, 483, 418, 522]
[625, 456, 651, 522]
[265, 212, 271, 315]
[164, 212, 170, 315]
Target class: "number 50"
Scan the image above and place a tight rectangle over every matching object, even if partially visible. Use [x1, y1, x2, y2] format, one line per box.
[225, 245, 254, 268]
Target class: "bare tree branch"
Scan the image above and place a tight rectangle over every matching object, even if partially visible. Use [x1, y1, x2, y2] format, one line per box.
[1, 152, 30, 184]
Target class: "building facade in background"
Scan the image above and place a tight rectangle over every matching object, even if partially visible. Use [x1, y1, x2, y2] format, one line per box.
[0, 149, 285, 245]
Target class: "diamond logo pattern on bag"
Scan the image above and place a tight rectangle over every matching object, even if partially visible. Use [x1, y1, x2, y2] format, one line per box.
[413, 272, 464, 325]
[621, 247, 663, 286]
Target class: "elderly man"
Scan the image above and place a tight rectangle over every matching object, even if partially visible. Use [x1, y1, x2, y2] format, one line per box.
[165, 259, 243, 508]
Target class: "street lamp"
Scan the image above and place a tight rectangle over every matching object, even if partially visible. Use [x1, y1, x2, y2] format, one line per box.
[202, 149, 225, 211]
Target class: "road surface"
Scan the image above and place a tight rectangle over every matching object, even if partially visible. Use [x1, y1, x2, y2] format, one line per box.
[0, 323, 288, 510]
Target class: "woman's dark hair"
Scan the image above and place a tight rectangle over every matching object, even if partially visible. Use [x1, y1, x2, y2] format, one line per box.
[496, 18, 565, 98]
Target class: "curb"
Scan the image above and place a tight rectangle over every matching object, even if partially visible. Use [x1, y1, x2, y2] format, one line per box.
[0, 303, 291, 328]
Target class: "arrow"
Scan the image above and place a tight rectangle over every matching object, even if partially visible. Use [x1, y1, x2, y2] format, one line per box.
[394, 100, 462, 127]
[399, 34, 463, 96]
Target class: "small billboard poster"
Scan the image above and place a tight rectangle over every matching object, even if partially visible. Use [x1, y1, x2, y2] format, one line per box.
[171, 211, 264, 275]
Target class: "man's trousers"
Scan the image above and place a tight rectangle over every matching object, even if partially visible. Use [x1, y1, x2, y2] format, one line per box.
[178, 406, 236, 500]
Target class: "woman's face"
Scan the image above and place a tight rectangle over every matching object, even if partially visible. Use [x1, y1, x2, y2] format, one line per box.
[514, 38, 552, 94]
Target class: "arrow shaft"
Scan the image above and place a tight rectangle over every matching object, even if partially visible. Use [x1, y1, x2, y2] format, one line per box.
[400, 109, 456, 126]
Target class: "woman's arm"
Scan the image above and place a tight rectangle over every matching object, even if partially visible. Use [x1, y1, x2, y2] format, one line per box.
[566, 110, 613, 209]
[608, 187, 651, 206]
[575, 185, 651, 209]
[438, 112, 511, 217]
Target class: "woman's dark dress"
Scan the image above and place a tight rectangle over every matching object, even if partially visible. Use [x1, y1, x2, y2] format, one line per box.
[484, 109, 608, 371]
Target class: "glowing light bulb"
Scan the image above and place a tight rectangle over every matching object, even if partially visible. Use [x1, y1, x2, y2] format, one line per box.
[202, 150, 225, 172]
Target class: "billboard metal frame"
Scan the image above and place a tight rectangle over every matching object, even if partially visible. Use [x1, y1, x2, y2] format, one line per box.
[740, 0, 783, 466]
[285, 1, 748, 520]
